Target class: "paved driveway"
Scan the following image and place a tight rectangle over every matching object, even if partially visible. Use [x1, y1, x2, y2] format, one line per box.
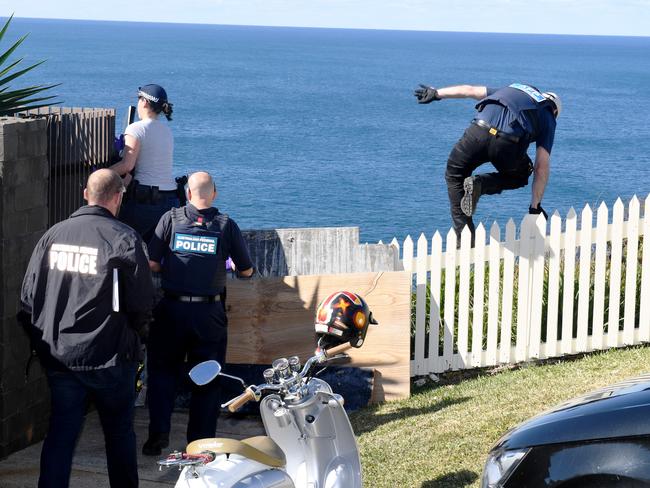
[0, 407, 264, 487]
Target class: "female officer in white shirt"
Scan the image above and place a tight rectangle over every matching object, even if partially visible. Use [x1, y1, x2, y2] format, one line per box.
[111, 84, 179, 241]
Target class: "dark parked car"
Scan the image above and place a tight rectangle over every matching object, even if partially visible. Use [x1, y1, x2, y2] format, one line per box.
[481, 374, 650, 487]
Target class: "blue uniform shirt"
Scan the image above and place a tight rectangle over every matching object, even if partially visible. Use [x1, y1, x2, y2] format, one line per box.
[148, 203, 253, 295]
[477, 86, 557, 153]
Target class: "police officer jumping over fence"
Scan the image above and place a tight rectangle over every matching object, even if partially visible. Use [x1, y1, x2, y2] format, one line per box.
[414, 82, 561, 241]
[143, 171, 254, 456]
[20, 169, 154, 488]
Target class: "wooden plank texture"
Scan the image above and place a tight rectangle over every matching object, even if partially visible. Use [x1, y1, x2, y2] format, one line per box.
[608, 199, 624, 347]
[443, 229, 457, 371]
[576, 204, 593, 351]
[639, 196, 650, 342]
[413, 234, 428, 375]
[592, 203, 608, 350]
[224, 271, 411, 401]
[457, 227, 472, 369]
[546, 211, 562, 357]
[623, 196, 640, 345]
[486, 222, 500, 366]
[561, 208, 577, 354]
[528, 214, 547, 359]
[500, 220, 516, 364]
[516, 215, 533, 361]
[471, 224, 486, 367]
[428, 232, 443, 373]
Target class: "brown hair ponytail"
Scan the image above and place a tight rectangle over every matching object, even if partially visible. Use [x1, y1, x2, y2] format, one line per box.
[161, 102, 173, 121]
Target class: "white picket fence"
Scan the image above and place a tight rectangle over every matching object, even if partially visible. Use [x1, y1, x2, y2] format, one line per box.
[393, 195, 650, 376]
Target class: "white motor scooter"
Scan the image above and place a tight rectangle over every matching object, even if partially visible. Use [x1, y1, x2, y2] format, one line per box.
[158, 290, 377, 488]
[158, 341, 369, 488]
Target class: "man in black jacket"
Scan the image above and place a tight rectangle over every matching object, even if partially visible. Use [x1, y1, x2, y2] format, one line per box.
[20, 169, 154, 488]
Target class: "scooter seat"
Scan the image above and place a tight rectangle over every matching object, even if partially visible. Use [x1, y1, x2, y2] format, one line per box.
[186, 436, 286, 467]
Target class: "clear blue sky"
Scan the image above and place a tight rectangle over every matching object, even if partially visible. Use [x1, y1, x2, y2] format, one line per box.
[5, 0, 650, 36]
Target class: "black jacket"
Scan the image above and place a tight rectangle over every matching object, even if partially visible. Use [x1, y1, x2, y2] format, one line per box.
[20, 205, 154, 370]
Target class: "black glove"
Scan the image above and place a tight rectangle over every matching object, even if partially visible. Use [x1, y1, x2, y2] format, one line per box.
[529, 204, 548, 220]
[414, 84, 441, 104]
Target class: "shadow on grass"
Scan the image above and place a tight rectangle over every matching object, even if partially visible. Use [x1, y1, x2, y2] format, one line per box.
[351, 396, 470, 435]
[421, 469, 479, 487]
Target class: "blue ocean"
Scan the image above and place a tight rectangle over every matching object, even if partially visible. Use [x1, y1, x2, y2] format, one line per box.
[12, 18, 650, 243]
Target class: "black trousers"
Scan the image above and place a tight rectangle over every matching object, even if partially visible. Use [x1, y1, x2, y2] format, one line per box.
[445, 124, 532, 239]
[40, 364, 138, 488]
[147, 297, 228, 443]
[119, 192, 179, 243]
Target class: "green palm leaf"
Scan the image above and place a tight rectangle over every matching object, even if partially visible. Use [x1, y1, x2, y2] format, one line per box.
[0, 14, 58, 116]
[0, 14, 15, 43]
[0, 57, 22, 78]
[0, 60, 46, 87]
[0, 35, 28, 69]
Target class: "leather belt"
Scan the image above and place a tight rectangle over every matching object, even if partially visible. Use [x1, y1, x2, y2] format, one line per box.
[132, 183, 178, 205]
[164, 292, 221, 303]
[472, 119, 520, 143]
[137, 184, 177, 194]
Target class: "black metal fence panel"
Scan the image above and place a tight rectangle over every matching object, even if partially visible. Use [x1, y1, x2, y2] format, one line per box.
[20, 107, 116, 226]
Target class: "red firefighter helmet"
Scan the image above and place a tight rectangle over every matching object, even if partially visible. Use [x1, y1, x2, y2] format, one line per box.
[315, 291, 377, 349]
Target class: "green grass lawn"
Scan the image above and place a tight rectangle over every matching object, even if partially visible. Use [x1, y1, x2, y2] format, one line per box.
[351, 346, 650, 488]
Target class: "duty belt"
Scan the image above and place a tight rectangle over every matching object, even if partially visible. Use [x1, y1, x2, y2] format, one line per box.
[164, 291, 221, 303]
[472, 119, 520, 144]
[134, 184, 178, 205]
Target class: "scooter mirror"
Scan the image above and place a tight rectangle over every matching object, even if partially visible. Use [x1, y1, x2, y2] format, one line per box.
[189, 360, 222, 386]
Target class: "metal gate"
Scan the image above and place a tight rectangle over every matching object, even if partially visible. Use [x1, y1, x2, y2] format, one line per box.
[20, 107, 116, 226]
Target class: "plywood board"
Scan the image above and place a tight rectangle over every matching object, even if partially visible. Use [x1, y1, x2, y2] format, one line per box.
[224, 271, 411, 401]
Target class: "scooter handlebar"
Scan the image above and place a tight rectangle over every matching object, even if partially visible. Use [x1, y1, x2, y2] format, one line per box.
[227, 387, 257, 412]
[323, 343, 352, 358]
[222, 345, 352, 412]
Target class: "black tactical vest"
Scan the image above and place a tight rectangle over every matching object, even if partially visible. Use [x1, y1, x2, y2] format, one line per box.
[475, 84, 554, 141]
[161, 207, 229, 296]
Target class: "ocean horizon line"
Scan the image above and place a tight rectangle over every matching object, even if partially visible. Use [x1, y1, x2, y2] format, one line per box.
[8, 15, 650, 40]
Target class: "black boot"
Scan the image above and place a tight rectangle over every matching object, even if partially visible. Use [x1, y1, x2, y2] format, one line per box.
[460, 176, 482, 217]
[142, 432, 170, 456]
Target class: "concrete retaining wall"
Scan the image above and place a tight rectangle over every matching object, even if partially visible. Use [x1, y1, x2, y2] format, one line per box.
[242, 227, 401, 276]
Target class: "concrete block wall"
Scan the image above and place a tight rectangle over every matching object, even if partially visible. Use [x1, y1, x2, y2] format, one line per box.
[0, 117, 50, 458]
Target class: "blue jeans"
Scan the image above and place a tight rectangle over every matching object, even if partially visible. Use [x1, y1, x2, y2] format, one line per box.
[39, 363, 138, 488]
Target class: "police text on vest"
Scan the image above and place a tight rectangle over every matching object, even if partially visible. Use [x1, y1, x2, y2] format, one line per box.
[49, 243, 99, 275]
[173, 233, 218, 254]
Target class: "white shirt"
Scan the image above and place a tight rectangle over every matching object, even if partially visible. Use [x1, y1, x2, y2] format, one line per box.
[125, 118, 175, 190]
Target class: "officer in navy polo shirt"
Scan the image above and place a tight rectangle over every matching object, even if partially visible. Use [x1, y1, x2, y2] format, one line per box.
[143, 171, 254, 456]
[414, 82, 561, 241]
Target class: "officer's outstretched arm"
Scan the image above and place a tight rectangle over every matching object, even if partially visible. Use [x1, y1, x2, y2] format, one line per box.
[437, 85, 487, 100]
[531, 147, 550, 208]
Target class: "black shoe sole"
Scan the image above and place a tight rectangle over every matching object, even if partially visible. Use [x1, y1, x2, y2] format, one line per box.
[142, 439, 169, 456]
[460, 178, 477, 217]
[142, 446, 162, 456]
